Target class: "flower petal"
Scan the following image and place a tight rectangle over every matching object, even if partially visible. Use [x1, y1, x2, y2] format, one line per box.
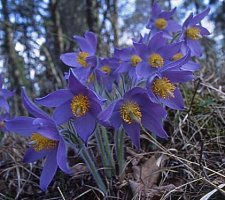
[166, 20, 181, 32]
[85, 31, 97, 53]
[5, 117, 37, 136]
[183, 13, 193, 28]
[149, 32, 166, 52]
[160, 88, 184, 110]
[57, 138, 71, 174]
[40, 149, 58, 191]
[23, 147, 48, 163]
[181, 61, 200, 71]
[22, 88, 49, 119]
[189, 8, 210, 26]
[53, 100, 73, 125]
[32, 118, 60, 140]
[36, 89, 73, 107]
[162, 70, 194, 83]
[187, 40, 202, 57]
[74, 35, 95, 55]
[141, 112, 168, 138]
[73, 112, 96, 143]
[159, 42, 183, 59]
[123, 123, 140, 149]
[136, 62, 155, 79]
[68, 70, 87, 94]
[60, 52, 81, 67]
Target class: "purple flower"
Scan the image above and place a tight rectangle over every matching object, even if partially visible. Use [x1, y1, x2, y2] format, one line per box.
[181, 8, 210, 56]
[95, 58, 119, 92]
[146, 2, 181, 38]
[114, 47, 142, 80]
[0, 74, 14, 113]
[99, 87, 168, 149]
[36, 70, 102, 143]
[5, 88, 70, 191]
[170, 44, 200, 72]
[146, 69, 194, 110]
[134, 32, 188, 79]
[60, 31, 97, 82]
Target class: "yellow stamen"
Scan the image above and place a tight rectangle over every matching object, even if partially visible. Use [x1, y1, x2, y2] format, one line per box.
[148, 53, 164, 68]
[87, 73, 95, 83]
[120, 101, 142, 124]
[77, 52, 89, 67]
[130, 55, 142, 67]
[71, 94, 90, 117]
[172, 53, 183, 61]
[152, 77, 176, 98]
[155, 18, 168, 30]
[31, 133, 58, 152]
[101, 65, 111, 74]
[186, 27, 201, 40]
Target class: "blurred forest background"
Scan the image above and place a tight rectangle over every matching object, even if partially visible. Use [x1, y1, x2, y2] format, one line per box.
[1, 0, 225, 199]
[0, 0, 225, 114]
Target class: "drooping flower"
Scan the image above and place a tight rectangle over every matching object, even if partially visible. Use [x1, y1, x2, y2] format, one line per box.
[36, 70, 103, 143]
[134, 32, 188, 79]
[95, 58, 119, 92]
[146, 68, 194, 110]
[5, 88, 70, 191]
[146, 2, 181, 38]
[99, 87, 168, 149]
[0, 74, 14, 113]
[180, 8, 210, 56]
[60, 31, 97, 82]
[114, 47, 142, 80]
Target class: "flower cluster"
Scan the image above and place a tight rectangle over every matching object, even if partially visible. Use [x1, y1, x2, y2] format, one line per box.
[3, 2, 210, 191]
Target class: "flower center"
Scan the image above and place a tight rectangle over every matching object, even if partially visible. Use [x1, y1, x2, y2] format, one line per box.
[155, 18, 168, 30]
[186, 27, 201, 40]
[152, 77, 176, 98]
[31, 133, 58, 152]
[101, 65, 111, 74]
[130, 55, 142, 67]
[172, 53, 183, 61]
[71, 94, 90, 117]
[120, 101, 142, 124]
[148, 53, 164, 68]
[77, 52, 89, 67]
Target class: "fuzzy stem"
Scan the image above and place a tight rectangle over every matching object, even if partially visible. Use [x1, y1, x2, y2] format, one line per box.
[95, 126, 114, 178]
[61, 129, 107, 195]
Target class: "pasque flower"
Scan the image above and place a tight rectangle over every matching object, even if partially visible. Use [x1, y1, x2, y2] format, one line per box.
[60, 31, 97, 82]
[146, 2, 181, 38]
[114, 47, 142, 80]
[5, 88, 70, 191]
[134, 32, 188, 79]
[0, 74, 14, 113]
[99, 87, 168, 149]
[181, 8, 210, 56]
[36, 70, 103, 143]
[95, 58, 119, 92]
[146, 68, 194, 110]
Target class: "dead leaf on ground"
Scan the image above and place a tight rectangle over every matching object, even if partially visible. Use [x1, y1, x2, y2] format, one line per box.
[129, 154, 174, 199]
